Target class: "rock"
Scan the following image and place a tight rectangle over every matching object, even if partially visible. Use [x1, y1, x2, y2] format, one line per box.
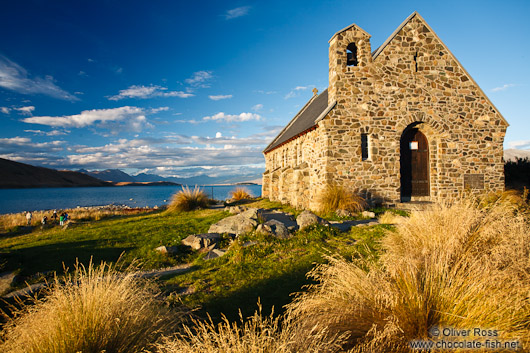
[264, 219, 290, 239]
[0, 271, 17, 296]
[204, 249, 227, 260]
[155, 245, 169, 254]
[239, 208, 261, 220]
[335, 209, 352, 218]
[208, 214, 258, 236]
[240, 240, 258, 248]
[228, 205, 246, 214]
[361, 211, 376, 218]
[155, 245, 179, 255]
[256, 223, 272, 235]
[182, 233, 221, 250]
[296, 210, 329, 230]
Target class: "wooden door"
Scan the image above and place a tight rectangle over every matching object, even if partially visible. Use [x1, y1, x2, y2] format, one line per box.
[400, 128, 429, 197]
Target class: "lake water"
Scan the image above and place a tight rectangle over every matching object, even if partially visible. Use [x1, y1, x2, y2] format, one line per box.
[0, 185, 262, 214]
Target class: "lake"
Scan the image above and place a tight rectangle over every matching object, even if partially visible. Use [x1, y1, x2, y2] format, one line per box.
[0, 185, 262, 214]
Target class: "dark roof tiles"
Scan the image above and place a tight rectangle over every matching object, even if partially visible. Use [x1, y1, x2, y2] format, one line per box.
[263, 89, 331, 153]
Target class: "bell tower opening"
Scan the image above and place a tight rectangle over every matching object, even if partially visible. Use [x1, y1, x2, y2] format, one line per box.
[346, 43, 358, 66]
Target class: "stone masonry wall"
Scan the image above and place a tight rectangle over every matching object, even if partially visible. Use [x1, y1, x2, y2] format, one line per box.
[264, 14, 507, 210]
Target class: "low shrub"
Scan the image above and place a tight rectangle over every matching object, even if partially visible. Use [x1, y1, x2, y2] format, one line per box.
[1, 261, 180, 353]
[286, 197, 530, 352]
[318, 183, 368, 215]
[168, 185, 208, 212]
[230, 187, 252, 201]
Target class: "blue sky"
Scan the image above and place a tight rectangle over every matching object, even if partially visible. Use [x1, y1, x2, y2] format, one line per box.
[1, 0, 528, 180]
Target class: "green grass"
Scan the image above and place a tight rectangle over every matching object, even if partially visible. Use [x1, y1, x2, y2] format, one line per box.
[0, 203, 388, 325]
[0, 209, 227, 279]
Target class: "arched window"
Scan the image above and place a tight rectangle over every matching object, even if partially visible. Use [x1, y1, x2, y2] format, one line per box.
[346, 43, 358, 66]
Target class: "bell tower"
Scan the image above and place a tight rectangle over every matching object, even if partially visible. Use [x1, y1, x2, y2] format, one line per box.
[328, 23, 372, 104]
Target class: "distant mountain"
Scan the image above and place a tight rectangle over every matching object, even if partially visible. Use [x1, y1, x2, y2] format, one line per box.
[133, 173, 174, 183]
[81, 169, 135, 182]
[80, 168, 264, 185]
[504, 149, 530, 162]
[0, 158, 111, 189]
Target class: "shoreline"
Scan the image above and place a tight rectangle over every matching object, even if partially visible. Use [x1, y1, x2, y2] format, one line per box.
[0, 204, 166, 217]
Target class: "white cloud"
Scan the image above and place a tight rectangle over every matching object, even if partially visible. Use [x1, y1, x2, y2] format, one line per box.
[215, 132, 222, 138]
[508, 140, 530, 149]
[0, 137, 65, 161]
[109, 85, 193, 100]
[0, 55, 78, 101]
[1, 107, 10, 114]
[24, 129, 69, 136]
[185, 71, 213, 87]
[203, 112, 262, 122]
[224, 6, 251, 20]
[252, 104, 263, 111]
[174, 119, 205, 124]
[22, 106, 154, 134]
[150, 107, 170, 113]
[15, 106, 35, 116]
[284, 86, 310, 99]
[209, 94, 232, 101]
[491, 83, 516, 92]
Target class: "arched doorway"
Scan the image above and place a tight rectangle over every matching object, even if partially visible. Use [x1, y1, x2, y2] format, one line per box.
[400, 126, 429, 200]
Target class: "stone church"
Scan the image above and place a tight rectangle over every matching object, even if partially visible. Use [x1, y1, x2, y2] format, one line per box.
[262, 12, 508, 210]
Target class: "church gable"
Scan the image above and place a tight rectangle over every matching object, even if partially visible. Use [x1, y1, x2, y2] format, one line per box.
[372, 12, 507, 127]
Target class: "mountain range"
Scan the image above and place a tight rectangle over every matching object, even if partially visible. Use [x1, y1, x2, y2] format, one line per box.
[79, 168, 262, 185]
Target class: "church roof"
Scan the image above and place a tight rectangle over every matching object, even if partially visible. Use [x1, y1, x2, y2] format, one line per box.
[263, 89, 334, 154]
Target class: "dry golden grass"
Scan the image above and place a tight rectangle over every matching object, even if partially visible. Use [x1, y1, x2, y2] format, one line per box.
[230, 187, 252, 201]
[0, 261, 180, 353]
[0, 207, 150, 231]
[318, 183, 368, 214]
[154, 305, 342, 353]
[286, 196, 530, 352]
[168, 186, 209, 212]
[377, 211, 406, 225]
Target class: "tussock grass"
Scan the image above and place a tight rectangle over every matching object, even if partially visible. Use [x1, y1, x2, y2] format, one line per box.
[286, 196, 530, 352]
[1, 261, 180, 353]
[318, 184, 368, 215]
[230, 187, 252, 201]
[377, 211, 406, 225]
[154, 305, 341, 353]
[168, 186, 209, 212]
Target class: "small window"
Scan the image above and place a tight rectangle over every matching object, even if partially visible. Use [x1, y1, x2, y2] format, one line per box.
[346, 43, 358, 67]
[361, 134, 369, 160]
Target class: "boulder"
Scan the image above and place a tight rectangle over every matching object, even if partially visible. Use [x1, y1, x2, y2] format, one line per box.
[296, 210, 329, 230]
[208, 214, 258, 235]
[182, 233, 221, 250]
[361, 211, 376, 218]
[204, 249, 227, 260]
[263, 219, 290, 239]
[239, 207, 261, 220]
[228, 205, 246, 214]
[155, 245, 179, 255]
